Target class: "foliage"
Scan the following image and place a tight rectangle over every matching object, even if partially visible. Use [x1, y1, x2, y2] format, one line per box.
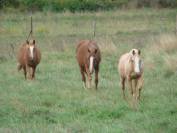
[0, 0, 177, 12]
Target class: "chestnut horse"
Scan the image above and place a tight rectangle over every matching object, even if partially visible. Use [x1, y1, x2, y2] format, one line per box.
[118, 49, 143, 101]
[17, 39, 41, 79]
[76, 40, 101, 89]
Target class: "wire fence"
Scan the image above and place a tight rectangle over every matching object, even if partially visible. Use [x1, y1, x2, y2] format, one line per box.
[0, 12, 176, 61]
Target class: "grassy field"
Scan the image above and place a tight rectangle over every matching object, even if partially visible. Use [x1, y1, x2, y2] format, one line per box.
[0, 9, 177, 132]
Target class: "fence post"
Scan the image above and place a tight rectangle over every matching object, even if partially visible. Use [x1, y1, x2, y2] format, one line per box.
[26, 13, 33, 41]
[30, 11, 33, 37]
[176, 15, 177, 35]
[93, 19, 96, 37]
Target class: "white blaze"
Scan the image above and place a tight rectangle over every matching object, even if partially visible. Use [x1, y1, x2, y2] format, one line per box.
[29, 46, 34, 59]
[134, 57, 140, 73]
[89, 56, 94, 73]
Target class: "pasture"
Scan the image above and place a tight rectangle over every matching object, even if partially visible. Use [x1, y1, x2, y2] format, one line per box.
[0, 9, 177, 132]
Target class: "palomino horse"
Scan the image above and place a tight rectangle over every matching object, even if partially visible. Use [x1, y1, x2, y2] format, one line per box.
[76, 40, 101, 89]
[17, 39, 41, 79]
[118, 49, 143, 101]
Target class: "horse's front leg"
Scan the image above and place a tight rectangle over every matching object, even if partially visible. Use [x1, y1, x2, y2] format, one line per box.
[133, 79, 138, 98]
[85, 64, 92, 89]
[23, 65, 27, 80]
[94, 67, 99, 90]
[127, 76, 133, 96]
[32, 66, 36, 80]
[80, 66, 86, 89]
[137, 76, 144, 100]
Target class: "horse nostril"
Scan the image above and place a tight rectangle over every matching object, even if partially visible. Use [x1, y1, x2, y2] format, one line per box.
[136, 72, 141, 76]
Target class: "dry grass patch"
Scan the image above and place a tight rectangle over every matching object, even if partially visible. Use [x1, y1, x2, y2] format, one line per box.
[163, 54, 177, 76]
[97, 37, 117, 55]
[149, 34, 177, 75]
[152, 34, 177, 54]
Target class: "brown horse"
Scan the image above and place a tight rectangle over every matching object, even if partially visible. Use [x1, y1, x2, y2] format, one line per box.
[17, 39, 41, 79]
[118, 49, 144, 101]
[76, 40, 101, 89]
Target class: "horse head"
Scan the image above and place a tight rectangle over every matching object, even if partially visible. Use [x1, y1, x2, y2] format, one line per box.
[129, 49, 143, 77]
[26, 39, 36, 61]
[87, 45, 98, 74]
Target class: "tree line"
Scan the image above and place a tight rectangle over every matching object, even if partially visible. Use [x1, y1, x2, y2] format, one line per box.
[0, 0, 177, 12]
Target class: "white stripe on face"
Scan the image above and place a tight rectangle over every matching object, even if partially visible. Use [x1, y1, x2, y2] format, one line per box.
[29, 46, 34, 59]
[89, 56, 94, 73]
[134, 56, 140, 73]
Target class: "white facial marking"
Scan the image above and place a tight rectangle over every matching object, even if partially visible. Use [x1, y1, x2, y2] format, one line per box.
[29, 46, 34, 59]
[89, 56, 94, 73]
[134, 56, 140, 73]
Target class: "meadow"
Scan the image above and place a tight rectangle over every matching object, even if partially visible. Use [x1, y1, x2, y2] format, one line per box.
[0, 9, 177, 132]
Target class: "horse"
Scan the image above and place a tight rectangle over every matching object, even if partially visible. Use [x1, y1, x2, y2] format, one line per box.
[76, 40, 101, 89]
[118, 49, 144, 101]
[17, 39, 41, 80]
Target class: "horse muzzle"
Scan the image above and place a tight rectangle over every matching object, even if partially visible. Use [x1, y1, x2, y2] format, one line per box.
[131, 72, 141, 79]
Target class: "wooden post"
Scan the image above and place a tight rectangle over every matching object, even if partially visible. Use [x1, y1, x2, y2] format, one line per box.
[26, 15, 33, 41]
[93, 19, 96, 37]
[31, 16, 33, 36]
[176, 15, 177, 35]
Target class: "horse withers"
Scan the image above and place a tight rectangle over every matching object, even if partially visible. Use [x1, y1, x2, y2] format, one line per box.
[17, 39, 41, 80]
[118, 49, 144, 101]
[76, 40, 101, 89]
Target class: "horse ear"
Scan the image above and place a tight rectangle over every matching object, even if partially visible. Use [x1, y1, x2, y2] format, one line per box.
[26, 40, 29, 44]
[33, 39, 35, 45]
[95, 49, 97, 54]
[132, 49, 135, 55]
[138, 49, 141, 55]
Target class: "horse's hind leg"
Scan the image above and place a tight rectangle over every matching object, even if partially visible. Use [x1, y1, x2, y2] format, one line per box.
[23, 66, 27, 79]
[17, 63, 22, 71]
[120, 77, 126, 100]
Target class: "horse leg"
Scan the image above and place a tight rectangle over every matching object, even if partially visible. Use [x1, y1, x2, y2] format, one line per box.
[95, 66, 99, 90]
[80, 66, 86, 88]
[28, 67, 32, 80]
[120, 77, 126, 100]
[17, 63, 22, 71]
[85, 64, 92, 89]
[137, 77, 144, 100]
[128, 78, 133, 96]
[32, 66, 36, 80]
[23, 66, 27, 79]
[134, 79, 138, 99]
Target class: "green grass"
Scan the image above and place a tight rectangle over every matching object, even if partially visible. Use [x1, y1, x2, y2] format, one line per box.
[0, 9, 177, 132]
